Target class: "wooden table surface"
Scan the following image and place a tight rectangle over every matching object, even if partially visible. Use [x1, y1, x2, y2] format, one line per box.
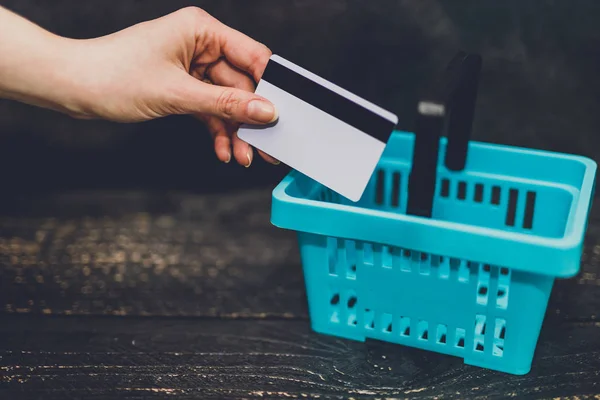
[0, 189, 599, 399]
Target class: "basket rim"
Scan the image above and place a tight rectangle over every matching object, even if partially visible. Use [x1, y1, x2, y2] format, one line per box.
[271, 131, 597, 277]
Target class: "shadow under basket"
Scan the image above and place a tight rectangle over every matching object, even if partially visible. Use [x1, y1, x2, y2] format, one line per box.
[271, 130, 597, 375]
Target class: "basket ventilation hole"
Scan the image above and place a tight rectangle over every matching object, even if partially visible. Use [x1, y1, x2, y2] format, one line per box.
[436, 324, 447, 345]
[375, 169, 385, 205]
[493, 318, 507, 357]
[455, 259, 469, 283]
[455, 328, 466, 348]
[347, 296, 357, 309]
[382, 246, 393, 269]
[505, 188, 518, 227]
[327, 237, 338, 276]
[330, 294, 340, 305]
[400, 317, 411, 337]
[364, 309, 375, 330]
[474, 315, 486, 353]
[440, 178, 450, 197]
[474, 183, 484, 202]
[476, 264, 491, 306]
[523, 191, 536, 229]
[391, 172, 401, 208]
[419, 252, 430, 275]
[491, 185, 501, 205]
[347, 262, 357, 280]
[496, 267, 510, 310]
[457, 181, 467, 200]
[418, 321, 429, 341]
[382, 313, 392, 334]
[437, 256, 450, 279]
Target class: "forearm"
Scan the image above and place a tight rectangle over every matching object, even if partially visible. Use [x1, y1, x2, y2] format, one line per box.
[0, 6, 88, 116]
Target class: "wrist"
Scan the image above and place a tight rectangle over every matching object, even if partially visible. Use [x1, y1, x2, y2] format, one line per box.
[0, 11, 95, 118]
[22, 35, 98, 119]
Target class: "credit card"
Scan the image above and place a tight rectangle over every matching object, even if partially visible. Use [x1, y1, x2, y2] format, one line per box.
[238, 54, 398, 202]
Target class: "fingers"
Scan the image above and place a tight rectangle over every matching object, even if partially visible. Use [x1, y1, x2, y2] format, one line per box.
[206, 60, 280, 165]
[201, 115, 231, 163]
[198, 113, 274, 167]
[177, 6, 271, 82]
[211, 20, 272, 82]
[205, 58, 255, 92]
[176, 74, 277, 124]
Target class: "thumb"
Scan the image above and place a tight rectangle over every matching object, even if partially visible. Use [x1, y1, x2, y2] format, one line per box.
[176, 75, 278, 124]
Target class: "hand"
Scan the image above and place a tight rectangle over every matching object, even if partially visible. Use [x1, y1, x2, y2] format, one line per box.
[0, 6, 278, 166]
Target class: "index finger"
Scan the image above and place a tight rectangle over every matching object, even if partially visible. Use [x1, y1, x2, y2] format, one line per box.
[213, 21, 272, 83]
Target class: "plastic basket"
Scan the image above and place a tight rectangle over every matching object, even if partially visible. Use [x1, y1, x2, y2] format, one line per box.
[271, 130, 597, 375]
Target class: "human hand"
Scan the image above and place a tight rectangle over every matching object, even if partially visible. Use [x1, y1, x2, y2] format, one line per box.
[0, 6, 278, 166]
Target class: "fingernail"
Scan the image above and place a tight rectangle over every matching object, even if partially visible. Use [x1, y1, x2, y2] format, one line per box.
[247, 100, 277, 123]
[272, 159, 280, 165]
[224, 152, 231, 163]
[245, 151, 252, 168]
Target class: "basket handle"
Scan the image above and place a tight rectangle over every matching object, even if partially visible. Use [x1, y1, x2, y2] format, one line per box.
[442, 51, 483, 171]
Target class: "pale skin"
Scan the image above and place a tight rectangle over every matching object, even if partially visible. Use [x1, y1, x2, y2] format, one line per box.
[0, 6, 279, 167]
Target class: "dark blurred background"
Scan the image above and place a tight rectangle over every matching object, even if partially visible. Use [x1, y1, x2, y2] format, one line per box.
[0, 0, 599, 195]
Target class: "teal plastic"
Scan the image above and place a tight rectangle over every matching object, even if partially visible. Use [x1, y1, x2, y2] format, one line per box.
[271, 130, 597, 375]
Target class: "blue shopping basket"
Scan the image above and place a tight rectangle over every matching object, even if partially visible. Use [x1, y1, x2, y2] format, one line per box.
[271, 130, 596, 375]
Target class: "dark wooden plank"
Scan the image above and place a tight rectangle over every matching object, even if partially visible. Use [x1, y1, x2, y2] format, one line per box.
[0, 314, 599, 399]
[0, 190, 307, 319]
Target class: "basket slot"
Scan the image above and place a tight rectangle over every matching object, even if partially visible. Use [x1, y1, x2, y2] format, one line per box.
[436, 324, 448, 345]
[452, 258, 470, 283]
[505, 189, 518, 226]
[346, 290, 358, 326]
[491, 185, 501, 205]
[496, 267, 511, 309]
[493, 318, 506, 357]
[372, 168, 404, 211]
[382, 313, 393, 334]
[327, 237, 337, 276]
[382, 245, 393, 269]
[474, 314, 487, 353]
[399, 316, 411, 337]
[364, 309, 375, 330]
[457, 181, 467, 200]
[418, 320, 429, 341]
[455, 328, 466, 349]
[440, 178, 450, 197]
[474, 183, 484, 202]
[523, 191, 536, 229]
[476, 263, 491, 307]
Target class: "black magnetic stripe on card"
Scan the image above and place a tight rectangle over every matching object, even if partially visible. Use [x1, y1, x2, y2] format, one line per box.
[260, 59, 396, 143]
